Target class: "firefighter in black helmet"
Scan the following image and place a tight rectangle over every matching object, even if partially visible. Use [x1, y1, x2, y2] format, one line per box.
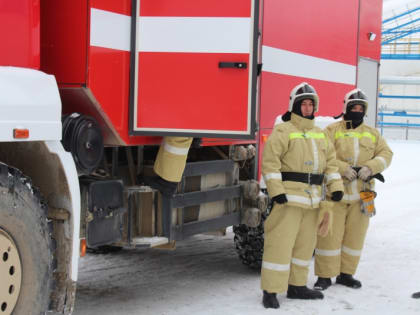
[314, 89, 393, 291]
[260, 82, 344, 308]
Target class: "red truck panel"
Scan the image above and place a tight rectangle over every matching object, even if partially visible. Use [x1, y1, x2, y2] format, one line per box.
[91, 0, 131, 16]
[135, 52, 249, 132]
[257, 0, 362, 179]
[262, 0, 359, 65]
[38, 0, 381, 151]
[40, 0, 87, 84]
[358, 0, 383, 61]
[41, 0, 258, 145]
[259, 0, 359, 130]
[140, 0, 251, 17]
[0, 0, 40, 69]
[132, 0, 258, 138]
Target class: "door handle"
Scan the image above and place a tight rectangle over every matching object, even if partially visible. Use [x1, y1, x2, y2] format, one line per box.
[218, 62, 247, 69]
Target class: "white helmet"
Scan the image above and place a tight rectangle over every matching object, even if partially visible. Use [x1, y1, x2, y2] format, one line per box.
[343, 88, 368, 114]
[288, 82, 319, 113]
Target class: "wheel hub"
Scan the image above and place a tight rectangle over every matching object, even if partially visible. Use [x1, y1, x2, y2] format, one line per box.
[0, 228, 22, 315]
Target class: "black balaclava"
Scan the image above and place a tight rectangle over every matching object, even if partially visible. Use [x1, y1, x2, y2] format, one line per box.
[282, 99, 314, 122]
[343, 104, 365, 129]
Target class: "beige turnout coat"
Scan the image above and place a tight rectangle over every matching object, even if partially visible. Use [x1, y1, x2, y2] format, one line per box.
[324, 120, 393, 202]
[262, 113, 343, 209]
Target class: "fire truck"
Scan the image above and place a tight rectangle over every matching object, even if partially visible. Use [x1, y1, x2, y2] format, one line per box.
[0, 0, 382, 314]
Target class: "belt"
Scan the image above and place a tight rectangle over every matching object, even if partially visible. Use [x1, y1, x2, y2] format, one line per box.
[281, 172, 324, 185]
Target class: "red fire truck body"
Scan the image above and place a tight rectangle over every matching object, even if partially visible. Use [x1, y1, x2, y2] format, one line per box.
[0, 1, 382, 314]
[39, 0, 259, 146]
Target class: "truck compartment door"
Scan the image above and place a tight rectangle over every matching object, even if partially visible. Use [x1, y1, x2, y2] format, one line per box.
[130, 0, 259, 139]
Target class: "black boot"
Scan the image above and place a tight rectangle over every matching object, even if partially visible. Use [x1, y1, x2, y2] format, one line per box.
[336, 273, 362, 289]
[287, 285, 324, 300]
[412, 292, 420, 299]
[314, 277, 332, 291]
[262, 290, 280, 309]
[140, 175, 178, 196]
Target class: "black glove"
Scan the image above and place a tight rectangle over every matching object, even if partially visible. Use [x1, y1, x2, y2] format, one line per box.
[272, 194, 288, 205]
[331, 191, 344, 202]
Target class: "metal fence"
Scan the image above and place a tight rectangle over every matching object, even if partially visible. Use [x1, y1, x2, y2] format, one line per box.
[377, 111, 420, 140]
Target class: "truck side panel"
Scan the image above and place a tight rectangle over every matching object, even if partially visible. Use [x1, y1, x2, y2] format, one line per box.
[257, 0, 365, 180]
[40, 0, 88, 85]
[0, 0, 40, 69]
[358, 0, 383, 61]
[259, 0, 359, 130]
[41, 0, 259, 145]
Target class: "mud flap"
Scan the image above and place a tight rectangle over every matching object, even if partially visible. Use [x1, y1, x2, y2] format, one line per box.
[82, 179, 126, 247]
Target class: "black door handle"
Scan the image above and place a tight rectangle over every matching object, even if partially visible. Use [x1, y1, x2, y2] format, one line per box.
[218, 62, 247, 69]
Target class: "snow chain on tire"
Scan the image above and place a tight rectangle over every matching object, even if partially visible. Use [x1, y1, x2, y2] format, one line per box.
[233, 199, 271, 270]
[0, 162, 56, 315]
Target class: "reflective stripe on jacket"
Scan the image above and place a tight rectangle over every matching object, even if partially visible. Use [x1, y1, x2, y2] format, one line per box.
[325, 120, 393, 202]
[262, 113, 343, 209]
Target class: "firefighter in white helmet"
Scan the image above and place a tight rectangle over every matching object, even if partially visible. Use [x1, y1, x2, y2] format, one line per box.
[261, 82, 344, 308]
[313, 89, 393, 291]
[142, 136, 193, 196]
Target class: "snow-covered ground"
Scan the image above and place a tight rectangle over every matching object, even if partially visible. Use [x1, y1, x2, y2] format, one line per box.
[73, 140, 420, 315]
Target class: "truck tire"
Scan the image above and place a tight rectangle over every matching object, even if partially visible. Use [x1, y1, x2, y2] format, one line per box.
[0, 164, 55, 315]
[233, 210, 268, 270]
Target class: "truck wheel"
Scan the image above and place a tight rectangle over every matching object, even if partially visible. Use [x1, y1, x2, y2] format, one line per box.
[233, 211, 267, 270]
[0, 164, 55, 315]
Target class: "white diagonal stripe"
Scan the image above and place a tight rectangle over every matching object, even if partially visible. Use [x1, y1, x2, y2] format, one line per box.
[262, 45, 356, 85]
[90, 11, 252, 54]
[139, 17, 251, 53]
[353, 137, 360, 166]
[262, 261, 290, 272]
[315, 248, 341, 256]
[263, 173, 282, 181]
[375, 156, 387, 169]
[350, 177, 359, 199]
[311, 138, 319, 173]
[286, 194, 321, 207]
[286, 194, 311, 206]
[291, 257, 311, 267]
[90, 8, 131, 51]
[342, 246, 362, 257]
[164, 142, 189, 156]
[342, 193, 360, 201]
[326, 173, 341, 182]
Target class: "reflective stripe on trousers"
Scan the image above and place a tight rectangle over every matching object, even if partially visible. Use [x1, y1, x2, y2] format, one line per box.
[315, 202, 369, 277]
[261, 204, 318, 293]
[154, 137, 193, 182]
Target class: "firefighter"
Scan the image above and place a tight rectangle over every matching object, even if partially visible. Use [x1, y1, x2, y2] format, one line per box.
[143, 136, 193, 196]
[261, 82, 344, 309]
[314, 89, 393, 291]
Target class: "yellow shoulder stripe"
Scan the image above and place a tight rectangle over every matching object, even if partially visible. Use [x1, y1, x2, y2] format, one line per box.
[289, 132, 327, 146]
[335, 131, 376, 143]
[289, 132, 326, 140]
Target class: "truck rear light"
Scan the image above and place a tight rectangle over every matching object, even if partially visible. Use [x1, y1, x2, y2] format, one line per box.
[80, 239, 87, 257]
[262, 134, 269, 143]
[13, 128, 29, 139]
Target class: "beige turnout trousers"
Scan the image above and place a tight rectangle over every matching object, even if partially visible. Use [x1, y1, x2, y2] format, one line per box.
[154, 137, 193, 182]
[315, 202, 369, 277]
[261, 203, 319, 293]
